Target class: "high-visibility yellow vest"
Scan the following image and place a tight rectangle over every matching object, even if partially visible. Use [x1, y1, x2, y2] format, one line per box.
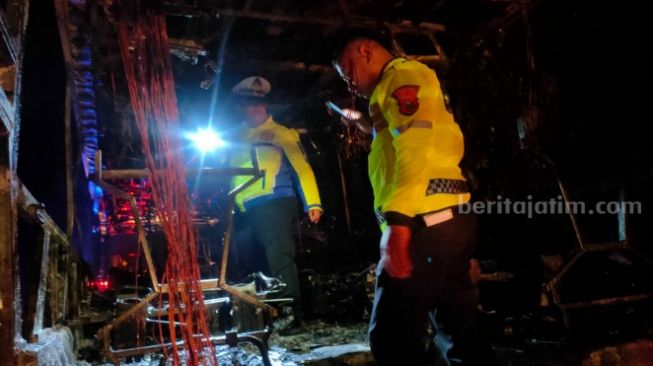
[368, 58, 470, 228]
[229, 116, 322, 212]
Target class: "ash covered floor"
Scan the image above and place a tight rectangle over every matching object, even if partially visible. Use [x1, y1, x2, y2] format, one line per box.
[79, 320, 370, 366]
[74, 300, 653, 366]
[71, 257, 653, 366]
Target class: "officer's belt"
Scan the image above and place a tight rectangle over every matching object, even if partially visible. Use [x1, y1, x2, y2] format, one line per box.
[374, 178, 469, 226]
[375, 206, 461, 228]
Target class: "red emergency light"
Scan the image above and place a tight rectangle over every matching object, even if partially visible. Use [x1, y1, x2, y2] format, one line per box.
[86, 279, 111, 292]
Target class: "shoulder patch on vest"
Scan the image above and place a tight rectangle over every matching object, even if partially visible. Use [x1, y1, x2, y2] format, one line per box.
[391, 85, 420, 116]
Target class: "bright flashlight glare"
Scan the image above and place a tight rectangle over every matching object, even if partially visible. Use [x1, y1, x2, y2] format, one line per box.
[186, 128, 225, 153]
[342, 108, 363, 120]
[326, 101, 363, 121]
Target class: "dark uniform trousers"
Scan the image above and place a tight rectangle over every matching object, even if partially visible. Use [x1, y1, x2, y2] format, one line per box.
[234, 196, 301, 300]
[369, 208, 495, 366]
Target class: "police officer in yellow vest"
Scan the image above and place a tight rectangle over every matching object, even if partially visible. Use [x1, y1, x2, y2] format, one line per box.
[333, 32, 495, 365]
[228, 76, 322, 315]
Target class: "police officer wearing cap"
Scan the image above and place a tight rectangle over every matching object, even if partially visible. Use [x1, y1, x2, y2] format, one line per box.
[332, 32, 496, 365]
[227, 76, 322, 326]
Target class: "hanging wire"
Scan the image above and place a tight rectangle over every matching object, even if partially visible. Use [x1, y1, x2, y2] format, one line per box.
[114, 1, 218, 364]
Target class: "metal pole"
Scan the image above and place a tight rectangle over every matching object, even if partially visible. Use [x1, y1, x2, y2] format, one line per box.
[99, 167, 261, 180]
[50, 241, 59, 324]
[0, 1, 30, 363]
[65, 78, 74, 239]
[33, 230, 51, 334]
[220, 147, 263, 286]
[0, 164, 16, 366]
[219, 199, 236, 287]
[530, 149, 585, 250]
[335, 150, 352, 236]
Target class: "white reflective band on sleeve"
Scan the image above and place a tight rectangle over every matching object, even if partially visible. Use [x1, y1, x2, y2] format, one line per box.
[392, 120, 432, 135]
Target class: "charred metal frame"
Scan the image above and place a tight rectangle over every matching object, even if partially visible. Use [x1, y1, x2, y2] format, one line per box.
[387, 22, 449, 65]
[0, 140, 16, 366]
[42, 0, 651, 362]
[1, 88, 82, 365]
[17, 180, 81, 331]
[476, 0, 544, 42]
[0, 0, 76, 365]
[0, 2, 84, 364]
[92, 150, 276, 365]
[530, 149, 653, 329]
[108, 330, 273, 361]
[166, 0, 449, 89]
[53, 0, 100, 178]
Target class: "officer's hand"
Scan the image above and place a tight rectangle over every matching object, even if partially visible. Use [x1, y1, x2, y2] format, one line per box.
[380, 225, 413, 279]
[469, 258, 481, 285]
[308, 208, 322, 223]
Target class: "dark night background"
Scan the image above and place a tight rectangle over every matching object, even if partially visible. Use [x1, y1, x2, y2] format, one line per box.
[14, 0, 653, 338]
